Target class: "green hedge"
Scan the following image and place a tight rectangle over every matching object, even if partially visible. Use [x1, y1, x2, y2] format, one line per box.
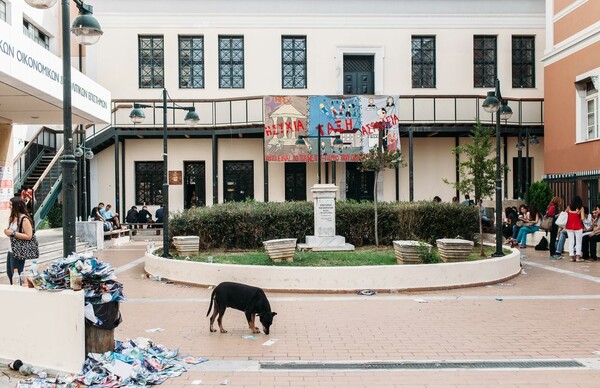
[169, 201, 478, 249]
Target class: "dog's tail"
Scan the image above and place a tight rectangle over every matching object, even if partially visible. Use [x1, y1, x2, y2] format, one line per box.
[206, 287, 216, 317]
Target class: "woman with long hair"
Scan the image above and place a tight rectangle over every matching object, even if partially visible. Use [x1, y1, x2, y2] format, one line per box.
[565, 196, 585, 262]
[516, 204, 541, 248]
[547, 196, 563, 259]
[3, 197, 35, 284]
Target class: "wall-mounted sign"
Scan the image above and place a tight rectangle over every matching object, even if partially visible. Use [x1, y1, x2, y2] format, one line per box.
[168, 170, 182, 185]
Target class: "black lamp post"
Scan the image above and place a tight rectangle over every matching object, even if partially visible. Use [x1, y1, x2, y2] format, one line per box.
[24, 0, 103, 256]
[129, 89, 199, 258]
[482, 79, 512, 257]
[295, 124, 343, 184]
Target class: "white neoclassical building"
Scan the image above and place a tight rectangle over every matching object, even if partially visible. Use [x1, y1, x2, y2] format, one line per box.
[84, 0, 546, 217]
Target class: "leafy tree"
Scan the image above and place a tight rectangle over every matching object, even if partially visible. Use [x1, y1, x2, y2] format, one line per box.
[526, 181, 553, 215]
[444, 121, 500, 256]
[358, 145, 404, 246]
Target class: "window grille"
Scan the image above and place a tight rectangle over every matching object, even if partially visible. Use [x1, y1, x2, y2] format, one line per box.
[219, 36, 244, 88]
[179, 36, 204, 88]
[412, 36, 436, 88]
[282, 36, 307, 89]
[512, 36, 535, 88]
[135, 161, 164, 205]
[474, 35, 496, 88]
[139, 36, 164, 88]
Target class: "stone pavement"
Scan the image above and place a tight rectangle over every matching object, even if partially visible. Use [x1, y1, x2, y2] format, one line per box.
[3, 240, 600, 387]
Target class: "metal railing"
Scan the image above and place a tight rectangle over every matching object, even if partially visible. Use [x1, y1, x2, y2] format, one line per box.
[397, 95, 544, 126]
[32, 145, 64, 227]
[13, 127, 59, 189]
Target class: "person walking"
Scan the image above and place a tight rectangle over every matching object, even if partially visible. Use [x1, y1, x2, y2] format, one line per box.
[565, 196, 585, 262]
[3, 197, 38, 284]
[546, 196, 563, 259]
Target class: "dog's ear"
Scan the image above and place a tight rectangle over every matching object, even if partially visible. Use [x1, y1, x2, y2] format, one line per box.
[272, 312, 277, 316]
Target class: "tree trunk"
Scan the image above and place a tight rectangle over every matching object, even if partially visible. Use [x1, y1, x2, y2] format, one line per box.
[479, 211, 484, 257]
[374, 171, 379, 247]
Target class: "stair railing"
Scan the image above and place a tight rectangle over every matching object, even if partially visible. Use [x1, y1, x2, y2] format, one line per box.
[13, 127, 59, 190]
[32, 145, 64, 227]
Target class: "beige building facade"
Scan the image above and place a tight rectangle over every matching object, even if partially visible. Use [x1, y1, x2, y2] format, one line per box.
[86, 0, 546, 216]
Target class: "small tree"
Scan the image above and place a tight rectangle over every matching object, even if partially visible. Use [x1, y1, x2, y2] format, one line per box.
[444, 121, 498, 256]
[526, 181, 553, 214]
[359, 146, 404, 246]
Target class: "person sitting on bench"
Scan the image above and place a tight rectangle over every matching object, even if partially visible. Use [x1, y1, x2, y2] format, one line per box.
[90, 202, 105, 222]
[137, 205, 153, 226]
[101, 204, 121, 229]
[126, 206, 139, 226]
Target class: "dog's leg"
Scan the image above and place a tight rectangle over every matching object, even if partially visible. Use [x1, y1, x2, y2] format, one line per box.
[217, 305, 228, 333]
[247, 312, 260, 334]
[209, 301, 220, 332]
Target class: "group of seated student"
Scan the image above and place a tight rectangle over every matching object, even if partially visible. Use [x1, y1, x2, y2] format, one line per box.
[504, 204, 541, 248]
[90, 202, 123, 230]
[124, 204, 164, 228]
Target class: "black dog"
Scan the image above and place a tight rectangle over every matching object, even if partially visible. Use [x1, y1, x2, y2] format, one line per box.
[207, 282, 277, 334]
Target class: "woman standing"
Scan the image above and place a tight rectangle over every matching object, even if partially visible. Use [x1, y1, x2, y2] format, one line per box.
[565, 196, 585, 262]
[546, 196, 563, 259]
[3, 197, 35, 284]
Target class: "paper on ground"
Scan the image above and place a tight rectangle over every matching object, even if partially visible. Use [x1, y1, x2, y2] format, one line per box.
[145, 328, 165, 333]
[262, 339, 278, 346]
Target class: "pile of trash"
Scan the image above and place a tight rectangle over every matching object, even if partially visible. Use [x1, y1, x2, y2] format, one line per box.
[31, 254, 126, 304]
[76, 337, 205, 387]
[14, 338, 207, 387]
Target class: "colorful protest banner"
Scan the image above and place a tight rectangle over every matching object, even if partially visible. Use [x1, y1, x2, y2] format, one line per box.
[264, 96, 311, 162]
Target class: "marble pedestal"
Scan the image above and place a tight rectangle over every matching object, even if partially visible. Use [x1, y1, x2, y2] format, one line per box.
[298, 184, 354, 252]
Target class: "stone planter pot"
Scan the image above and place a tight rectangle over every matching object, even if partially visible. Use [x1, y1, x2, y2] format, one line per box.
[263, 238, 297, 262]
[173, 236, 200, 256]
[436, 238, 474, 262]
[393, 240, 431, 265]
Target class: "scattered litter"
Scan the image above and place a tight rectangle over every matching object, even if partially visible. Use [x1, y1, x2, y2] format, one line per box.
[357, 290, 377, 296]
[165, 281, 174, 285]
[495, 298, 503, 301]
[72, 337, 200, 386]
[592, 351, 600, 356]
[520, 269, 527, 275]
[192, 380, 203, 385]
[185, 256, 191, 261]
[145, 328, 165, 333]
[485, 285, 493, 288]
[242, 335, 257, 340]
[262, 339, 278, 346]
[33, 254, 126, 304]
[496, 283, 515, 287]
[151, 275, 164, 282]
[180, 357, 208, 365]
[413, 299, 428, 303]
[219, 379, 229, 385]
[580, 307, 595, 311]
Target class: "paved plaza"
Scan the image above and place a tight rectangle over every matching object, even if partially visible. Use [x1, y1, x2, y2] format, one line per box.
[2, 238, 600, 387]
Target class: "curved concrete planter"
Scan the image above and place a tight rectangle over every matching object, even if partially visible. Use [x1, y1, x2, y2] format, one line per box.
[145, 245, 520, 292]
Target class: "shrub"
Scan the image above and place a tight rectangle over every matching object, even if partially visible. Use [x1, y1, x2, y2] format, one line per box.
[170, 201, 478, 250]
[526, 181, 553, 214]
[46, 202, 63, 228]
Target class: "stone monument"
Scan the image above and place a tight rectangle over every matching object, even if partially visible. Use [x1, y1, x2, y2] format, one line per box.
[298, 184, 354, 251]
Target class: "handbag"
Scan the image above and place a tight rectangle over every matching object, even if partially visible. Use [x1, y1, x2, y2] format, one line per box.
[555, 211, 568, 228]
[10, 216, 39, 260]
[540, 216, 553, 231]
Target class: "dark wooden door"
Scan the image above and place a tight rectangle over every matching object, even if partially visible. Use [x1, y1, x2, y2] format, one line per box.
[343, 55, 374, 94]
[285, 163, 306, 201]
[346, 162, 374, 201]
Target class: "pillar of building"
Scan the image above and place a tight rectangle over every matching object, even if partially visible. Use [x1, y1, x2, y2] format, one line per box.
[0, 124, 14, 224]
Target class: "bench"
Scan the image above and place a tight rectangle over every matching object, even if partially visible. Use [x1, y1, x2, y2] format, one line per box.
[121, 223, 163, 235]
[103, 228, 132, 241]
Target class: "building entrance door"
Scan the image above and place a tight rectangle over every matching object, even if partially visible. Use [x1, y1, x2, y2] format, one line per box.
[285, 163, 306, 201]
[346, 162, 374, 201]
[223, 161, 254, 202]
[184, 161, 206, 208]
[343, 55, 374, 94]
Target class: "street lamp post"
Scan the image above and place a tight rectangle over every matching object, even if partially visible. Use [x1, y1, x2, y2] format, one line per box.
[129, 89, 199, 258]
[295, 124, 343, 184]
[25, 0, 103, 256]
[482, 79, 512, 257]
